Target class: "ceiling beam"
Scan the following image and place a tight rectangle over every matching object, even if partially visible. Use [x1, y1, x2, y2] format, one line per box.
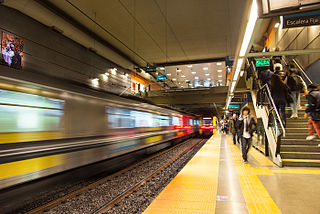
[155, 57, 226, 67]
[247, 49, 320, 57]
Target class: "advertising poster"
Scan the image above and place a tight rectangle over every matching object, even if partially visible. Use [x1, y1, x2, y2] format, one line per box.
[1, 32, 24, 69]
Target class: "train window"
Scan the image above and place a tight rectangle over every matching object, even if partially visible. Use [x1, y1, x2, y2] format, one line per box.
[0, 89, 64, 132]
[172, 116, 180, 126]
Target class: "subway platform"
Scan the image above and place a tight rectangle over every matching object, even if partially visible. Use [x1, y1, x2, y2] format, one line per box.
[144, 133, 320, 214]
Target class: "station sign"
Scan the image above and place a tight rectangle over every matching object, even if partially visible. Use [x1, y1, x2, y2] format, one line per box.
[256, 58, 271, 67]
[144, 66, 156, 72]
[228, 104, 240, 110]
[283, 10, 320, 28]
[156, 76, 167, 81]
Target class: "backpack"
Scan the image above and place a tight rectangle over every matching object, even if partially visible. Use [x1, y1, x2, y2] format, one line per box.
[288, 74, 303, 91]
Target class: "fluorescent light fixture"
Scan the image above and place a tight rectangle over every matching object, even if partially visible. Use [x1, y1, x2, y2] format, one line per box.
[185, 79, 189, 82]
[217, 69, 222, 72]
[191, 72, 196, 74]
[181, 75, 186, 78]
[195, 76, 199, 80]
[187, 65, 192, 68]
[239, 0, 258, 56]
[275, 22, 280, 28]
[233, 58, 244, 81]
[205, 73, 210, 76]
[217, 62, 222, 66]
[172, 78, 177, 81]
[218, 80, 223, 82]
[160, 67, 165, 70]
[167, 73, 171, 76]
[230, 81, 237, 93]
[218, 75, 222, 78]
[189, 83, 192, 86]
[207, 78, 211, 80]
[203, 67, 208, 70]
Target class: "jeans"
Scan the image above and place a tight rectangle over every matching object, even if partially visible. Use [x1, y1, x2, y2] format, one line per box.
[308, 118, 320, 138]
[275, 100, 286, 125]
[290, 91, 300, 115]
[232, 132, 240, 144]
[241, 137, 252, 161]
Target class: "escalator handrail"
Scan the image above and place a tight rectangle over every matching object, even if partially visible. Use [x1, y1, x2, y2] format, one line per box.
[282, 56, 313, 84]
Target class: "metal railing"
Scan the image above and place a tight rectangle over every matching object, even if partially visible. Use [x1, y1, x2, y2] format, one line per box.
[246, 59, 286, 155]
[282, 56, 313, 84]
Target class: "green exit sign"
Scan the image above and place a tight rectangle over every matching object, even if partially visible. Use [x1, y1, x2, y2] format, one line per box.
[256, 59, 271, 67]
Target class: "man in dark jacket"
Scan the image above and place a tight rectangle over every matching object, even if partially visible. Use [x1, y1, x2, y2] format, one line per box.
[230, 113, 240, 144]
[238, 107, 257, 163]
[305, 84, 320, 141]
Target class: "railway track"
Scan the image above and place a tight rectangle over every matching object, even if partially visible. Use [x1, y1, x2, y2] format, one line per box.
[26, 138, 206, 214]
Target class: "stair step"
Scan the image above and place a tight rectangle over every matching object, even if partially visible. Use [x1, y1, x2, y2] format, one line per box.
[286, 117, 308, 122]
[281, 139, 320, 145]
[282, 159, 320, 167]
[285, 128, 308, 134]
[285, 123, 308, 128]
[283, 133, 309, 139]
[281, 145, 320, 152]
[281, 152, 320, 159]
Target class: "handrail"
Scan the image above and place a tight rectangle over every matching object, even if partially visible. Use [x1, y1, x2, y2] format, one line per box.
[292, 58, 313, 84]
[261, 84, 286, 137]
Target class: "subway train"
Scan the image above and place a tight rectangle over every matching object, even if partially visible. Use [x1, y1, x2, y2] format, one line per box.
[199, 116, 217, 137]
[0, 77, 198, 190]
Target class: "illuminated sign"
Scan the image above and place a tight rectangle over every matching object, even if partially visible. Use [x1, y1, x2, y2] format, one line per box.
[156, 76, 167, 81]
[283, 10, 320, 28]
[256, 59, 270, 67]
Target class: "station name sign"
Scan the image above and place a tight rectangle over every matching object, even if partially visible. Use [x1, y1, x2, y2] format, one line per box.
[283, 10, 320, 28]
[156, 76, 167, 81]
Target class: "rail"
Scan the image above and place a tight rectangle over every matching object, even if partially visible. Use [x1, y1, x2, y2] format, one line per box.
[246, 59, 285, 156]
[282, 56, 313, 84]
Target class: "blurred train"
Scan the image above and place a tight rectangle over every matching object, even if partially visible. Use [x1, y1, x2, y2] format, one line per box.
[0, 78, 198, 190]
[199, 116, 217, 137]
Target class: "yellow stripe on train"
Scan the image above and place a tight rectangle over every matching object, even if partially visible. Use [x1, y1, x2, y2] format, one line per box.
[145, 135, 163, 144]
[0, 131, 64, 144]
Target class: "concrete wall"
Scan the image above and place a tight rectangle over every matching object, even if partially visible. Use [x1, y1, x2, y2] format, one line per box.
[0, 5, 131, 95]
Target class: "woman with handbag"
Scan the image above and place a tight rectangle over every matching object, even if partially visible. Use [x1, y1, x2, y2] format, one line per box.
[271, 71, 290, 126]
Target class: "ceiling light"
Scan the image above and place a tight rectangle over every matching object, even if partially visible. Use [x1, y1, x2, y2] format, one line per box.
[191, 72, 196, 74]
[181, 86, 184, 88]
[160, 67, 165, 70]
[179, 82, 181, 84]
[176, 68, 181, 72]
[167, 73, 171, 76]
[91, 78, 99, 87]
[207, 78, 211, 80]
[187, 65, 192, 68]
[218, 75, 222, 78]
[217, 62, 222, 66]
[240, 70, 244, 77]
[217, 69, 222, 72]
[181, 75, 186, 78]
[218, 80, 222, 82]
[233, 58, 244, 81]
[105, 72, 110, 76]
[230, 81, 237, 93]
[239, 0, 258, 56]
[195, 76, 199, 80]
[172, 78, 176, 81]
[275, 22, 280, 28]
[203, 67, 208, 70]
[185, 80, 189, 82]
[156, 72, 159, 75]
[102, 74, 109, 81]
[205, 73, 210, 76]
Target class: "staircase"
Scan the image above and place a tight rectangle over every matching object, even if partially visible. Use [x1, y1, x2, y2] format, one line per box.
[281, 96, 320, 167]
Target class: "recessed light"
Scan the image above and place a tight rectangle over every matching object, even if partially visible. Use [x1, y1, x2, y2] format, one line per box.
[217, 62, 222, 66]
[176, 68, 181, 72]
[187, 65, 192, 68]
[207, 78, 211, 80]
[172, 78, 176, 81]
[218, 75, 222, 78]
[191, 72, 196, 74]
[181, 86, 184, 88]
[217, 70, 222, 72]
[181, 75, 186, 78]
[195, 76, 199, 80]
[203, 67, 208, 70]
[167, 73, 171, 76]
[205, 73, 210, 76]
[160, 67, 165, 70]
[185, 80, 189, 82]
[218, 80, 222, 82]
[179, 82, 181, 85]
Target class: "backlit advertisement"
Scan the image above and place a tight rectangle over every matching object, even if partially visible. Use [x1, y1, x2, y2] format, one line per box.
[1, 32, 24, 69]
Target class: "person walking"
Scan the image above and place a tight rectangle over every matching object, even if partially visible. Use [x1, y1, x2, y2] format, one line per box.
[230, 113, 240, 144]
[238, 107, 257, 163]
[287, 64, 304, 118]
[260, 68, 273, 89]
[305, 84, 320, 141]
[271, 71, 290, 126]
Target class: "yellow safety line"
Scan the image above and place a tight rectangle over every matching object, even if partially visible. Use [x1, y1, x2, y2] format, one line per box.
[144, 134, 221, 213]
[227, 138, 281, 214]
[249, 146, 274, 166]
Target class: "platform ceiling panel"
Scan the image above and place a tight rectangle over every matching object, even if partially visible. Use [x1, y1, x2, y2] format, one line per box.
[47, 0, 246, 66]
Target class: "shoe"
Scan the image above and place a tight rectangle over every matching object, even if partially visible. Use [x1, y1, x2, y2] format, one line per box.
[306, 135, 316, 141]
[243, 160, 248, 163]
[290, 114, 298, 118]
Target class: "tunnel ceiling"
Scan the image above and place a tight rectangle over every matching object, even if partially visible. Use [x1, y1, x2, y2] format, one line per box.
[32, 0, 246, 67]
